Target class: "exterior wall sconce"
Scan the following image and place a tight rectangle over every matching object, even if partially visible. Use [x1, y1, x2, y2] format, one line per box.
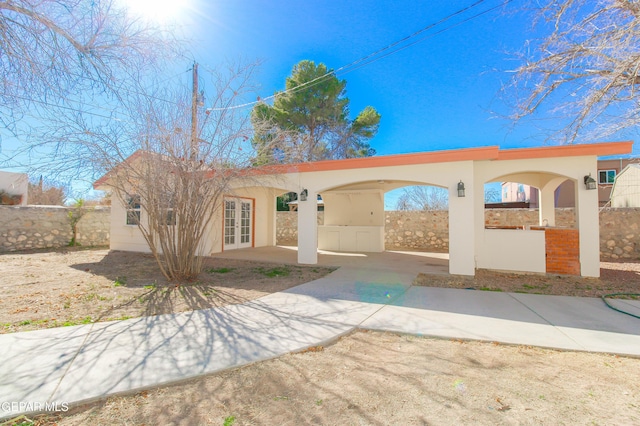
[457, 181, 465, 197]
[584, 174, 597, 190]
[300, 189, 308, 201]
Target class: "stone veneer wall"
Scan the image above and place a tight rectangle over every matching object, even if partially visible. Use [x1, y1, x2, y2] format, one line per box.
[385, 211, 449, 251]
[1, 206, 636, 259]
[277, 211, 324, 246]
[599, 208, 640, 259]
[276, 208, 639, 259]
[0, 206, 110, 252]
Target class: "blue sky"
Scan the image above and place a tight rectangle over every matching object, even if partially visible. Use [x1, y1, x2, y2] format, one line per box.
[179, 0, 636, 207]
[182, 0, 562, 154]
[2, 0, 638, 204]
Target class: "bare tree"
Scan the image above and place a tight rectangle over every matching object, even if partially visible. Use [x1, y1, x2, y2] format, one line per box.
[395, 186, 449, 211]
[0, 0, 173, 114]
[27, 178, 67, 205]
[1, 2, 264, 281]
[96, 62, 263, 281]
[484, 186, 502, 203]
[510, 0, 640, 142]
[0, 0, 177, 172]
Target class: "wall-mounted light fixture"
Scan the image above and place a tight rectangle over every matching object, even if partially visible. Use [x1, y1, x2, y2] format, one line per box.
[300, 189, 308, 201]
[457, 181, 465, 197]
[584, 174, 597, 190]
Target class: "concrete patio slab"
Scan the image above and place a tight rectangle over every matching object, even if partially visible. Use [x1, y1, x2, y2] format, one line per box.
[360, 287, 640, 356]
[213, 246, 450, 276]
[602, 298, 640, 318]
[360, 287, 586, 350]
[509, 292, 640, 335]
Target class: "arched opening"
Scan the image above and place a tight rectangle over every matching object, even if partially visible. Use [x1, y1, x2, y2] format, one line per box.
[484, 173, 577, 229]
[305, 180, 452, 256]
[477, 172, 581, 275]
[385, 185, 450, 253]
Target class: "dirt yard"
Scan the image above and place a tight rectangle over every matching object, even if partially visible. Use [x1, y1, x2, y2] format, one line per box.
[414, 261, 640, 298]
[0, 248, 334, 334]
[20, 330, 640, 426]
[2, 249, 640, 425]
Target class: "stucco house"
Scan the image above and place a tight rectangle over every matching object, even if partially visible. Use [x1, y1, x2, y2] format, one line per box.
[95, 141, 633, 278]
[610, 164, 640, 208]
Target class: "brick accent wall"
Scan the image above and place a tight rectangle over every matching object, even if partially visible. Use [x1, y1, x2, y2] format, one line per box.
[544, 228, 580, 275]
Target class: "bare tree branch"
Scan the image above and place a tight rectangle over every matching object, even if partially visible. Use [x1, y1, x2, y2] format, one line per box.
[509, 0, 640, 142]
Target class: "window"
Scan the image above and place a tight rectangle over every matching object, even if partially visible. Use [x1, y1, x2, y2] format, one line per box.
[165, 209, 176, 226]
[126, 195, 141, 225]
[598, 169, 616, 185]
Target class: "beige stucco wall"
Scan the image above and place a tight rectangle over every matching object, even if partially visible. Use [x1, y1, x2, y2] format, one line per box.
[323, 191, 384, 226]
[278, 159, 478, 272]
[109, 186, 282, 256]
[474, 155, 600, 276]
[278, 207, 639, 261]
[109, 197, 153, 253]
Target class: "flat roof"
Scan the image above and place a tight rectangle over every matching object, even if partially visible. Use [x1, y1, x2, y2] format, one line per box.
[255, 141, 634, 175]
[95, 141, 634, 188]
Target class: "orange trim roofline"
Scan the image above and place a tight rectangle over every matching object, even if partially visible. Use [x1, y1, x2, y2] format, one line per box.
[496, 141, 633, 161]
[95, 141, 634, 187]
[251, 146, 500, 175]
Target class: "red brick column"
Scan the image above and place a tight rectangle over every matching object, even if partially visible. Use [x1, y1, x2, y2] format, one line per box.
[545, 228, 580, 275]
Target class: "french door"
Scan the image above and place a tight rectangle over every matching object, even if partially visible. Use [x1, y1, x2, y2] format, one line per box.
[224, 198, 253, 250]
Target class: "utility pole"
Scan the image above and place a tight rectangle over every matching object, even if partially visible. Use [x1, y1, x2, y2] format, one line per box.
[190, 62, 199, 161]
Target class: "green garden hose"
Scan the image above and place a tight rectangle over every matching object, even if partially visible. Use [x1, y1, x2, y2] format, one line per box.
[601, 293, 640, 319]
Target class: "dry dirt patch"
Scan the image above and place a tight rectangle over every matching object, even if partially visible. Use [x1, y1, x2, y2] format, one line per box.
[26, 330, 640, 426]
[0, 248, 334, 334]
[414, 261, 640, 298]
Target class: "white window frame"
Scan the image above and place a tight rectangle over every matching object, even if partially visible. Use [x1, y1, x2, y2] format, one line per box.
[598, 169, 616, 185]
[164, 208, 176, 226]
[126, 195, 141, 226]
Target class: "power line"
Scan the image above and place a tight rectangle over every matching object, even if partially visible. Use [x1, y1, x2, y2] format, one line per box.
[3, 1, 511, 121]
[336, 0, 515, 77]
[208, 0, 512, 112]
[2, 93, 121, 120]
[2, 68, 192, 121]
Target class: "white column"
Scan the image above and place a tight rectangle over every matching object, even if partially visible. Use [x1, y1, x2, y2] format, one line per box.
[268, 192, 277, 246]
[297, 189, 318, 264]
[449, 172, 475, 276]
[538, 184, 557, 227]
[576, 176, 600, 277]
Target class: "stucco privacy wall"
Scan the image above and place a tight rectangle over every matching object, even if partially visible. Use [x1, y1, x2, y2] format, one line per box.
[0, 206, 110, 252]
[276, 208, 639, 260]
